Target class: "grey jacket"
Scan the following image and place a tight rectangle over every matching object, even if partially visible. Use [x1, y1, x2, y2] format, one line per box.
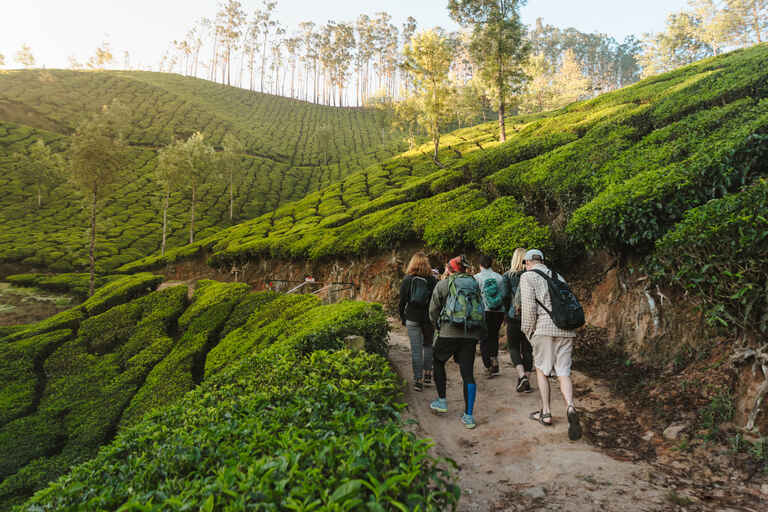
[429, 275, 485, 340]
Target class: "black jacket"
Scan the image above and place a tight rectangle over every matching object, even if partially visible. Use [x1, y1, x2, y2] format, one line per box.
[399, 274, 438, 324]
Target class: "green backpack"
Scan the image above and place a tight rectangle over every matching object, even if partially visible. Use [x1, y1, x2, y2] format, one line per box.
[440, 274, 485, 331]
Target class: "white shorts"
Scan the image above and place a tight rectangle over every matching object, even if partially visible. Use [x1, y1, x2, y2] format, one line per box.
[531, 335, 573, 377]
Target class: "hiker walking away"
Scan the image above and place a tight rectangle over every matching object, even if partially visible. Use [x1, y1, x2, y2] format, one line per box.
[519, 249, 584, 440]
[399, 251, 439, 392]
[429, 255, 485, 429]
[474, 255, 507, 378]
[504, 248, 534, 393]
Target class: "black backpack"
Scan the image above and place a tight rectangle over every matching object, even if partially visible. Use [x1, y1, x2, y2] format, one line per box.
[408, 276, 432, 309]
[530, 269, 585, 330]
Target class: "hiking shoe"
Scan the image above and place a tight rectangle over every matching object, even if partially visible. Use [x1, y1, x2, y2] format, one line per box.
[490, 357, 500, 376]
[567, 406, 582, 441]
[430, 398, 448, 414]
[414, 379, 423, 392]
[516, 376, 532, 393]
[461, 413, 477, 429]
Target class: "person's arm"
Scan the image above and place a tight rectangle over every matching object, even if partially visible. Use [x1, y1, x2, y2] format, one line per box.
[399, 277, 410, 324]
[520, 274, 537, 340]
[429, 280, 444, 328]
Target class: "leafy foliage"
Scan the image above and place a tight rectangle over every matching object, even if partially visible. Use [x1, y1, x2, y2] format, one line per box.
[2, 284, 458, 511]
[652, 178, 768, 332]
[3, 273, 128, 300]
[0, 70, 405, 272]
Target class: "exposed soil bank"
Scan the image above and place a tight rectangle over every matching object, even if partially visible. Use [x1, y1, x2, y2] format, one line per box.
[153, 249, 767, 434]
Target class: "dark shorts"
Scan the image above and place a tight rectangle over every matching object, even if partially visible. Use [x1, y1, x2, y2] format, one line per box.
[433, 337, 477, 362]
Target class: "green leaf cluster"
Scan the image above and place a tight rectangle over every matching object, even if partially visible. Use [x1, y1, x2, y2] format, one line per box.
[652, 178, 768, 332]
[3, 284, 456, 511]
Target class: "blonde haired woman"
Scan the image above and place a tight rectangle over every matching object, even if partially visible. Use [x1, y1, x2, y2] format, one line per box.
[399, 251, 438, 392]
[504, 248, 534, 393]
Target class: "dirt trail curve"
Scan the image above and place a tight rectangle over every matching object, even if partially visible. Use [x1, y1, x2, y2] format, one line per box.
[387, 320, 721, 512]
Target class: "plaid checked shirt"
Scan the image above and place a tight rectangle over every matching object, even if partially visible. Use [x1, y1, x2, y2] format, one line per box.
[519, 263, 577, 340]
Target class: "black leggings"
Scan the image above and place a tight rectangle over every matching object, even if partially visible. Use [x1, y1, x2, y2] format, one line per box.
[480, 311, 505, 368]
[506, 318, 533, 372]
[433, 337, 476, 412]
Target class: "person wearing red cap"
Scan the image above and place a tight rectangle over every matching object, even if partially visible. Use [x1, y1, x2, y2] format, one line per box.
[428, 254, 485, 429]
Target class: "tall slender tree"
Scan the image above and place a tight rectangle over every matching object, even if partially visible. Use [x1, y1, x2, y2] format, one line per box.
[154, 140, 184, 256]
[727, 0, 768, 44]
[401, 29, 454, 164]
[13, 139, 63, 208]
[220, 133, 245, 222]
[177, 132, 215, 244]
[448, 0, 530, 142]
[216, 0, 246, 86]
[67, 101, 131, 296]
[14, 44, 35, 68]
[298, 21, 316, 101]
[254, 1, 278, 93]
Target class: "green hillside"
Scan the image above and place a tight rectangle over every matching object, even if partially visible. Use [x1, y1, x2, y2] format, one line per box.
[128, 45, 768, 334]
[0, 275, 456, 510]
[0, 70, 404, 272]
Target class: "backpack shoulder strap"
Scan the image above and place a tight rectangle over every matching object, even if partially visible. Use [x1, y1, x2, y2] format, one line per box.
[528, 269, 555, 317]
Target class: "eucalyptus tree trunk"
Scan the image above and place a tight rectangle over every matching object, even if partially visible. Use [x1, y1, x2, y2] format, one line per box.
[229, 173, 234, 222]
[161, 191, 169, 256]
[89, 192, 97, 297]
[189, 183, 196, 244]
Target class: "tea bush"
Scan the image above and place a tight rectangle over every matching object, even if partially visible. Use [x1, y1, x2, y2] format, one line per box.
[1, 282, 459, 511]
[120, 45, 768, 278]
[652, 179, 768, 332]
[0, 285, 188, 509]
[19, 291, 458, 511]
[0, 69, 405, 272]
[4, 273, 127, 299]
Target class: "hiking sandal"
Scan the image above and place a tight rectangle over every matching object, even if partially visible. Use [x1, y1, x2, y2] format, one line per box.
[529, 410, 553, 426]
[413, 379, 424, 392]
[423, 370, 432, 385]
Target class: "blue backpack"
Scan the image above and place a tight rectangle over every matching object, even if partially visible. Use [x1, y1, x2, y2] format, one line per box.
[440, 274, 485, 330]
[505, 271, 523, 319]
[481, 277, 503, 310]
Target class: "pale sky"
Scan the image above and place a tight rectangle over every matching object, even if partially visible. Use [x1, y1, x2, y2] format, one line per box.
[0, 0, 690, 70]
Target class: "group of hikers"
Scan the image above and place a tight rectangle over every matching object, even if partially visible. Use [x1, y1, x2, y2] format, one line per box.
[398, 249, 584, 440]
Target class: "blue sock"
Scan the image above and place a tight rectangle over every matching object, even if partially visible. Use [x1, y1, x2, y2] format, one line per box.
[466, 383, 476, 415]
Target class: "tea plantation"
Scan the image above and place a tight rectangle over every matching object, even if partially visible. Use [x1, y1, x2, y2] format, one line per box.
[0, 274, 457, 510]
[0, 69, 405, 271]
[124, 46, 768, 333]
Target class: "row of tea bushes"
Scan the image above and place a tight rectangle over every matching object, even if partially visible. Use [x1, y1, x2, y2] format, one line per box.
[0, 69, 406, 272]
[1, 275, 459, 509]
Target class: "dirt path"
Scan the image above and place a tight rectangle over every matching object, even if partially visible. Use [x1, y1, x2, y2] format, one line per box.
[388, 320, 696, 512]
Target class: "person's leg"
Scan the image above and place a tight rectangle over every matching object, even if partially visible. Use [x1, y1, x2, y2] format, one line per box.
[553, 337, 576, 408]
[531, 335, 554, 425]
[406, 320, 424, 382]
[456, 340, 477, 415]
[536, 368, 551, 417]
[507, 319, 526, 378]
[558, 375, 573, 407]
[431, 337, 456, 414]
[421, 323, 434, 382]
[554, 336, 580, 440]
[521, 331, 534, 379]
[478, 321, 491, 370]
[488, 312, 503, 372]
[433, 339, 448, 399]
